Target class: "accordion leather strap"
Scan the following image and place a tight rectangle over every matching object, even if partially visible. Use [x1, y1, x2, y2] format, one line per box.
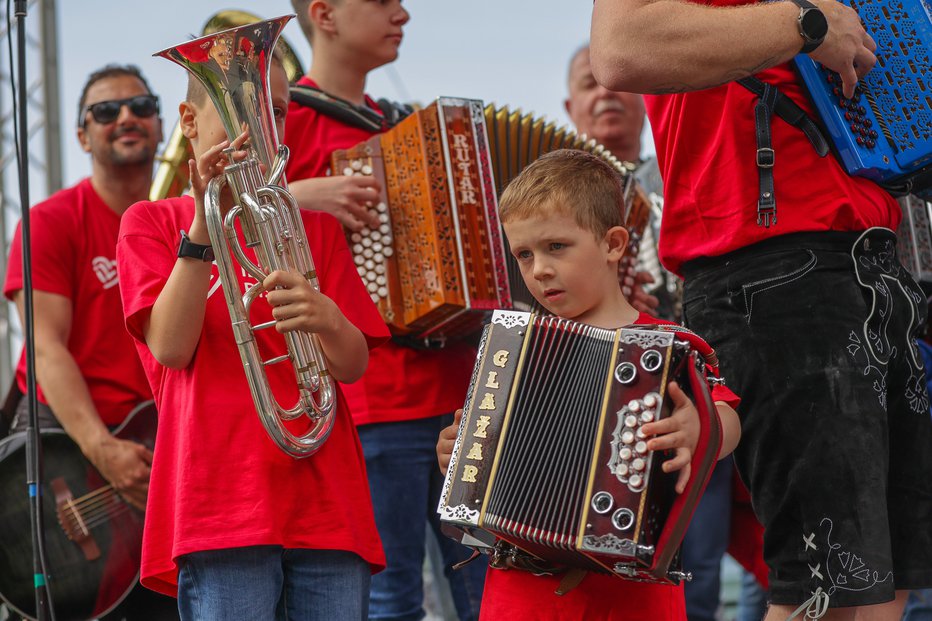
[737, 76, 830, 228]
[648, 351, 724, 580]
[289, 84, 411, 132]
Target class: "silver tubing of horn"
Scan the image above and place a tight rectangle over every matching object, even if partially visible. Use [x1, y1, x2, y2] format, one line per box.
[156, 15, 336, 458]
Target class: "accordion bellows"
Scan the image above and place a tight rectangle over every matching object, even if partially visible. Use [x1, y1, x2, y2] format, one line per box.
[437, 311, 723, 583]
[332, 99, 650, 339]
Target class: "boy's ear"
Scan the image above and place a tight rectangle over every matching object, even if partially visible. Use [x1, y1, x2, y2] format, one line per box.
[604, 225, 630, 260]
[310, 0, 338, 37]
[179, 101, 197, 141]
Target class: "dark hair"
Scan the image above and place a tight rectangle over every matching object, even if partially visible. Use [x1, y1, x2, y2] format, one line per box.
[77, 64, 154, 127]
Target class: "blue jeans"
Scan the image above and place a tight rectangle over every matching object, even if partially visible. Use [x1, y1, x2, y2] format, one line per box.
[358, 415, 486, 621]
[904, 589, 932, 621]
[176, 546, 370, 621]
[736, 569, 768, 621]
[681, 457, 733, 621]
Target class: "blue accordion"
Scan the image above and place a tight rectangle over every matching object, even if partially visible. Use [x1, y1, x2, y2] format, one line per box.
[795, 0, 932, 198]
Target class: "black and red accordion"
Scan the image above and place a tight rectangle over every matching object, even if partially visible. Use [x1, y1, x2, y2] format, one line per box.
[437, 311, 723, 584]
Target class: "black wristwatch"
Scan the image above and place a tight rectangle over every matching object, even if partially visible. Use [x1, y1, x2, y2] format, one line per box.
[790, 0, 828, 54]
[177, 230, 215, 262]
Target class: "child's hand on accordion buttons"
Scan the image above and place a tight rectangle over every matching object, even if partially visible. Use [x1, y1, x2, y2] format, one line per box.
[437, 409, 462, 475]
[289, 175, 382, 232]
[640, 381, 700, 494]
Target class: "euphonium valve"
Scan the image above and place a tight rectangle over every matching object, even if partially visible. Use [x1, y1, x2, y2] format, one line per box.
[155, 15, 336, 458]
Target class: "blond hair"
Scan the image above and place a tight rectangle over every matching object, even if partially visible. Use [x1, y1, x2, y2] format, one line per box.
[498, 149, 627, 238]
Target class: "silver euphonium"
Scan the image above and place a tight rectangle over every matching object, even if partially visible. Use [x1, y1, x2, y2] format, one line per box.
[155, 15, 336, 458]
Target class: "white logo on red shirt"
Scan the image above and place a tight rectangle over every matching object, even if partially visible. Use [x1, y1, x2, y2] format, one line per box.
[92, 256, 119, 289]
[206, 266, 260, 300]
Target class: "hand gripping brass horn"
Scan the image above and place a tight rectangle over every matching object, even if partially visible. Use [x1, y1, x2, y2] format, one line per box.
[155, 15, 336, 458]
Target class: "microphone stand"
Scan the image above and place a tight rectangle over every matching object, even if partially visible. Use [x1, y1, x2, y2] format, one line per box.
[12, 0, 55, 618]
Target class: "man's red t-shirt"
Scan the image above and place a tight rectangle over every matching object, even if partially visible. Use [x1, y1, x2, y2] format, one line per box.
[118, 196, 389, 596]
[478, 313, 739, 620]
[3, 178, 151, 425]
[644, 0, 899, 275]
[284, 76, 476, 426]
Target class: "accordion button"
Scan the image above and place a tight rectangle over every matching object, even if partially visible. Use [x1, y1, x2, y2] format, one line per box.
[619, 447, 632, 461]
[364, 259, 375, 270]
[376, 202, 388, 213]
[363, 248, 374, 258]
[627, 399, 641, 412]
[621, 430, 635, 445]
[641, 411, 655, 423]
[632, 458, 646, 471]
[616, 463, 629, 477]
[628, 474, 643, 490]
[350, 232, 362, 243]
[356, 266, 366, 277]
[370, 293, 379, 303]
[353, 255, 364, 266]
[378, 286, 388, 297]
[643, 393, 658, 408]
[376, 275, 387, 286]
[379, 212, 390, 223]
[375, 264, 386, 275]
[351, 160, 362, 171]
[362, 237, 372, 248]
[371, 231, 382, 242]
[636, 428, 646, 440]
[379, 224, 391, 235]
[383, 247, 394, 257]
[624, 415, 638, 428]
[367, 282, 378, 293]
[635, 442, 648, 455]
[362, 165, 373, 175]
[373, 242, 384, 253]
[343, 167, 354, 177]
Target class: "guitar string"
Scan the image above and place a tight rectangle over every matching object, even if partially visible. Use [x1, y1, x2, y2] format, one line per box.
[60, 487, 132, 530]
[62, 494, 132, 531]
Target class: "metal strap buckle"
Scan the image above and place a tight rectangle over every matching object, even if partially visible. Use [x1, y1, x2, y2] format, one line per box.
[756, 147, 775, 168]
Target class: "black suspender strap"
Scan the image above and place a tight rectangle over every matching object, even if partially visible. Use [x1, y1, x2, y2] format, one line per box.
[752, 81, 779, 227]
[289, 84, 412, 132]
[737, 76, 830, 228]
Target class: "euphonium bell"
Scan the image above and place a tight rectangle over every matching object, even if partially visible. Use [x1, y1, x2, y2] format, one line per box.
[155, 15, 336, 458]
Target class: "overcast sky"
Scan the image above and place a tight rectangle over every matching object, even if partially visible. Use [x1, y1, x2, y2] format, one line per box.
[50, 0, 653, 188]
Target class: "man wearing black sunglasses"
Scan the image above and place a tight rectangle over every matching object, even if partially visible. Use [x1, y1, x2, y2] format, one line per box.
[4, 64, 178, 620]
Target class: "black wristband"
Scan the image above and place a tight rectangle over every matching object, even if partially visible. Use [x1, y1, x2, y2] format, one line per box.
[177, 230, 215, 262]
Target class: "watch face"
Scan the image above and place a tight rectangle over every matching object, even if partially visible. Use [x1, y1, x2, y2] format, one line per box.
[801, 9, 829, 41]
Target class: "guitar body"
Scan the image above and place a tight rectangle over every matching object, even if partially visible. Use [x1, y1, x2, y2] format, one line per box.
[0, 402, 157, 621]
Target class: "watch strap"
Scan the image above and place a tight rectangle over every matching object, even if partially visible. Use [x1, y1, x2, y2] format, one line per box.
[177, 230, 215, 262]
[789, 0, 827, 54]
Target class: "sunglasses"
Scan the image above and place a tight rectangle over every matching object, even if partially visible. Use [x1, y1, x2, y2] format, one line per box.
[80, 94, 160, 128]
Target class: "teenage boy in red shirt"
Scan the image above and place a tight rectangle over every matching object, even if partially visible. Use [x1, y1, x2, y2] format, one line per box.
[437, 149, 742, 621]
[284, 2, 486, 619]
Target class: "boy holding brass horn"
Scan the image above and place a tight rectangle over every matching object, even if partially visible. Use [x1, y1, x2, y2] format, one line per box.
[284, 1, 487, 620]
[116, 39, 389, 620]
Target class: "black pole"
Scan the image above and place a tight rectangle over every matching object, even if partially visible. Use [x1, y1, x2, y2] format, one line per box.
[12, 0, 55, 618]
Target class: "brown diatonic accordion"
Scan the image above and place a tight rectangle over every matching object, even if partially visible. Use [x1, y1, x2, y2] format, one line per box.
[331, 98, 647, 340]
[437, 311, 723, 584]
